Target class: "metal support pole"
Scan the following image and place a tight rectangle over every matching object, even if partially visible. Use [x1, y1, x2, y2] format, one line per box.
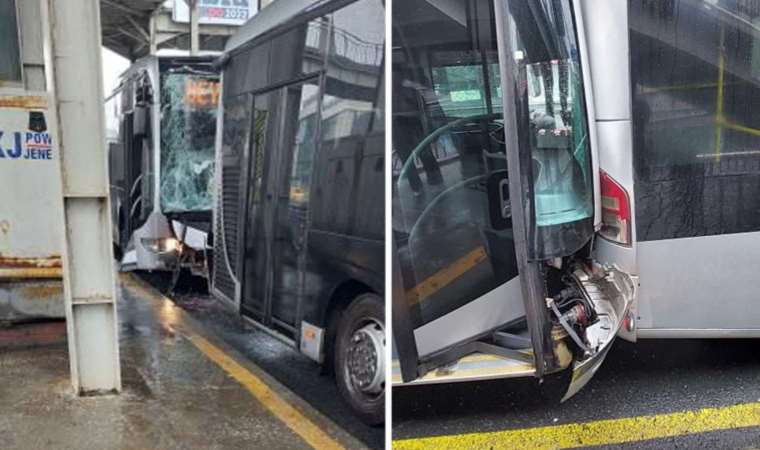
[190, 0, 200, 55]
[149, 12, 158, 55]
[41, 0, 122, 394]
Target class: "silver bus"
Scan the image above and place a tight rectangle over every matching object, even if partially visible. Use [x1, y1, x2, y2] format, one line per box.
[392, 0, 760, 399]
[106, 54, 221, 283]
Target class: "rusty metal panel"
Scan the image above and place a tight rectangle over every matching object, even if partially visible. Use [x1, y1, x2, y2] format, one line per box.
[0, 279, 64, 322]
[0, 254, 62, 279]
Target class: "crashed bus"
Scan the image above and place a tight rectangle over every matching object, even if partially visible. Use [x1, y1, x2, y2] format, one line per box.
[106, 54, 221, 283]
[210, 0, 386, 424]
[392, 0, 760, 399]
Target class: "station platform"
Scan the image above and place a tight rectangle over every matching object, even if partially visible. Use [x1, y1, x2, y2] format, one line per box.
[0, 274, 365, 450]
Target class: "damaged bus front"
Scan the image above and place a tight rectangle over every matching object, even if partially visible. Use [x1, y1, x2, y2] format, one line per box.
[391, 0, 633, 399]
[107, 55, 220, 281]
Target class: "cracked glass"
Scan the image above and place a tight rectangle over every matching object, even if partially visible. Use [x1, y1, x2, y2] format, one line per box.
[159, 72, 220, 213]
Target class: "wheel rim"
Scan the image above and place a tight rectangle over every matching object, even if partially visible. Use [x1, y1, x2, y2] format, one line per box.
[346, 317, 385, 397]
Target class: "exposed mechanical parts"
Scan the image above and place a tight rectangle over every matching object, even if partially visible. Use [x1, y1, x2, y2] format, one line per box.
[547, 260, 632, 366]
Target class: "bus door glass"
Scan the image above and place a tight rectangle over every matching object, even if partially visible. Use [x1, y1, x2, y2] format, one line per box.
[271, 80, 320, 330]
[242, 87, 282, 323]
[392, 0, 527, 368]
[503, 0, 595, 260]
[241, 78, 320, 330]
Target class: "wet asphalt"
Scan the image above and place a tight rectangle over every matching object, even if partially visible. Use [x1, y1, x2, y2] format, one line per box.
[393, 338, 760, 448]
[140, 273, 384, 450]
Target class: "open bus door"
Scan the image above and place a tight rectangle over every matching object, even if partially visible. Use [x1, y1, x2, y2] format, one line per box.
[392, 0, 634, 400]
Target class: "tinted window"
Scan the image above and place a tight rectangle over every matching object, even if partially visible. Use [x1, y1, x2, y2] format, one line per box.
[0, 0, 22, 83]
[269, 22, 326, 85]
[225, 42, 270, 99]
[631, 0, 760, 240]
[310, 0, 385, 239]
[225, 15, 329, 97]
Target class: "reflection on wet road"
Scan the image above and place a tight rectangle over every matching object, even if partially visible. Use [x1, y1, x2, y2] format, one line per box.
[139, 272, 384, 450]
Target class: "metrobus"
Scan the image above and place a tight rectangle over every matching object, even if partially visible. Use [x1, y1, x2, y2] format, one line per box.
[106, 54, 221, 283]
[392, 0, 760, 399]
[210, 0, 385, 424]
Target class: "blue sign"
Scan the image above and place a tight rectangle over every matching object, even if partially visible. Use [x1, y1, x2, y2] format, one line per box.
[0, 130, 53, 161]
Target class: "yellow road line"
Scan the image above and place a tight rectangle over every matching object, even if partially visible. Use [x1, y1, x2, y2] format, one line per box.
[405, 246, 487, 306]
[121, 274, 346, 450]
[393, 401, 760, 450]
[189, 334, 345, 450]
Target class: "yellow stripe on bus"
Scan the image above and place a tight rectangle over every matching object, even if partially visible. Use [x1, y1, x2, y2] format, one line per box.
[405, 246, 487, 306]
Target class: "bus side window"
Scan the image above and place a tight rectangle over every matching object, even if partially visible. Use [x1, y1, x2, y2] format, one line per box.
[630, 0, 760, 240]
[311, 0, 385, 239]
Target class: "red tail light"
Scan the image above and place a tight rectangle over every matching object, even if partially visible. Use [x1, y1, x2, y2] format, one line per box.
[599, 170, 631, 246]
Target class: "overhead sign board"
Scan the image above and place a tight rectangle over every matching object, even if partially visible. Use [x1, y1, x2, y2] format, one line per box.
[173, 0, 256, 26]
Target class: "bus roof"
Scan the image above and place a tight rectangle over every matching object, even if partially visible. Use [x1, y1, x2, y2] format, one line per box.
[224, 0, 326, 53]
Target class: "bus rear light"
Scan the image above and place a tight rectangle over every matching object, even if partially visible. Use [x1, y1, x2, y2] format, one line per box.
[599, 171, 631, 246]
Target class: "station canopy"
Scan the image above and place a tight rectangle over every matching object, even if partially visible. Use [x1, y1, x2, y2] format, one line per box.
[100, 0, 239, 61]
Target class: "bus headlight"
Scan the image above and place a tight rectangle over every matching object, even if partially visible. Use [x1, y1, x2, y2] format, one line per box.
[141, 237, 180, 254]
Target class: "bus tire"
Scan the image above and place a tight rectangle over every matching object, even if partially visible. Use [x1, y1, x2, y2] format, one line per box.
[334, 292, 385, 426]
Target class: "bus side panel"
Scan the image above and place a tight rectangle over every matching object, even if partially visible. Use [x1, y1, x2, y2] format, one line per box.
[302, 131, 385, 329]
[629, 0, 760, 333]
[581, 0, 639, 293]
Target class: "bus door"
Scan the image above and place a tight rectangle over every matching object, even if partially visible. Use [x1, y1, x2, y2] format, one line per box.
[240, 77, 321, 335]
[393, 0, 633, 399]
[391, 0, 536, 385]
[495, 0, 632, 399]
[626, 0, 760, 333]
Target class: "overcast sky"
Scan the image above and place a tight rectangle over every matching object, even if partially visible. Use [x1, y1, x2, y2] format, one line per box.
[102, 47, 130, 96]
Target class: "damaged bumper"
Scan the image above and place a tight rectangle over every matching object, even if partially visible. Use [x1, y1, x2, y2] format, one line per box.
[562, 265, 636, 401]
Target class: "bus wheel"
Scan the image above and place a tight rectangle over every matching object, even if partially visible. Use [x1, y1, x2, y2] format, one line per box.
[334, 293, 385, 426]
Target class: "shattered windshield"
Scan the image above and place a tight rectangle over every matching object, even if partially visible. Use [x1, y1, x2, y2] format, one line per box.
[159, 71, 220, 213]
